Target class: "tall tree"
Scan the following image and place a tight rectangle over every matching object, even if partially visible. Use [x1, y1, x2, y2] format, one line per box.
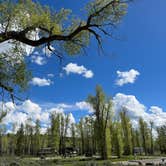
[59, 113, 70, 155]
[156, 125, 166, 154]
[87, 85, 113, 159]
[71, 123, 76, 149]
[34, 119, 41, 155]
[111, 121, 123, 158]
[139, 118, 151, 155]
[16, 123, 25, 155]
[77, 118, 85, 155]
[48, 113, 60, 151]
[120, 110, 132, 155]
[150, 121, 154, 155]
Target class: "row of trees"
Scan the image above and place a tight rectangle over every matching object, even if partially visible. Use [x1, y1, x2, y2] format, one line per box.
[0, 86, 166, 159]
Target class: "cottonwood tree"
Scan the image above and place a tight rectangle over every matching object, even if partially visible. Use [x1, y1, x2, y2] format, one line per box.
[77, 118, 85, 155]
[48, 113, 60, 150]
[139, 118, 151, 155]
[87, 85, 113, 159]
[71, 123, 76, 149]
[156, 125, 166, 154]
[16, 123, 25, 155]
[111, 121, 123, 158]
[59, 113, 70, 155]
[34, 119, 41, 155]
[120, 109, 132, 155]
[0, 0, 130, 101]
[150, 121, 154, 155]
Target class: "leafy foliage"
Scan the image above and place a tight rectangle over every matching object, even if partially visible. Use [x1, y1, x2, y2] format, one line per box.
[87, 85, 113, 159]
[0, 0, 129, 102]
[0, 51, 31, 102]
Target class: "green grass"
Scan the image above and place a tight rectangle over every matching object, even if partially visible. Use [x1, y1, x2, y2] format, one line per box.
[0, 155, 164, 166]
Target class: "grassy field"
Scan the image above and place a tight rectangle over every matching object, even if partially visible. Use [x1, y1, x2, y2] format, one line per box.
[0, 156, 128, 166]
[0, 155, 163, 166]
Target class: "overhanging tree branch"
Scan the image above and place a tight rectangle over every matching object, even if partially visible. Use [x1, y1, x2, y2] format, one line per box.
[0, 0, 131, 47]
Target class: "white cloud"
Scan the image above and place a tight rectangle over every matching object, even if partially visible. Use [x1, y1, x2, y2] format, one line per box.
[31, 55, 46, 65]
[48, 107, 64, 115]
[148, 106, 166, 126]
[1, 95, 165, 135]
[56, 103, 73, 109]
[149, 106, 163, 115]
[2, 100, 66, 133]
[40, 112, 50, 124]
[113, 93, 146, 119]
[18, 100, 41, 115]
[116, 69, 140, 86]
[63, 63, 94, 79]
[83, 70, 94, 78]
[113, 93, 166, 127]
[2, 100, 42, 127]
[47, 73, 54, 78]
[76, 101, 94, 113]
[30, 77, 53, 87]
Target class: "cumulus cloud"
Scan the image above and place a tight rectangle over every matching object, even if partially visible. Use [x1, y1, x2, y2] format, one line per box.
[2, 100, 76, 134]
[31, 55, 46, 65]
[47, 73, 54, 78]
[1, 95, 165, 134]
[113, 93, 146, 119]
[113, 93, 166, 127]
[2, 100, 42, 126]
[18, 100, 41, 115]
[116, 69, 140, 86]
[63, 63, 94, 78]
[76, 101, 94, 113]
[30, 77, 53, 87]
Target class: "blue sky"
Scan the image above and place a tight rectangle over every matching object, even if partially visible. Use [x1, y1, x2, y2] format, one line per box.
[29, 0, 166, 108]
[1, 0, 166, 131]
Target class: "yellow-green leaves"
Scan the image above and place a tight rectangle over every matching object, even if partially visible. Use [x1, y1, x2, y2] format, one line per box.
[0, 0, 62, 35]
[86, 0, 128, 25]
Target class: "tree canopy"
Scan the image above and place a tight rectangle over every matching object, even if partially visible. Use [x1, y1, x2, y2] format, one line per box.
[0, 0, 130, 101]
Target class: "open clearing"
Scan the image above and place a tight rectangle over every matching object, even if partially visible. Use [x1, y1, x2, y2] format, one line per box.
[0, 156, 166, 166]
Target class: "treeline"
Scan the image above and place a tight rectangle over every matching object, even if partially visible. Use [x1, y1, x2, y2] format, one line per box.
[0, 86, 166, 159]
